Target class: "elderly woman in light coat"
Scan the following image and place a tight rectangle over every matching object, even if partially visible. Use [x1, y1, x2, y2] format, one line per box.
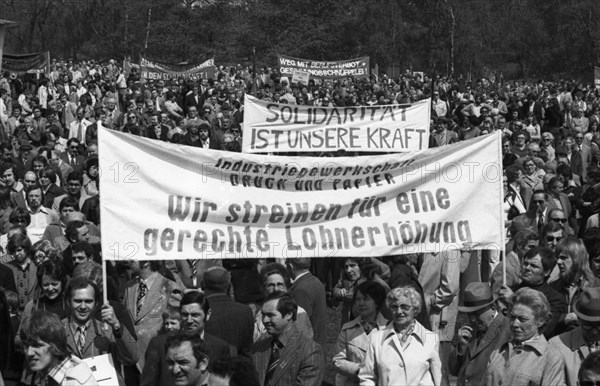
[359, 286, 441, 386]
[333, 281, 389, 386]
[485, 287, 566, 386]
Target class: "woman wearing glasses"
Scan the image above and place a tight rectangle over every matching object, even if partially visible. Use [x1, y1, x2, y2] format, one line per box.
[359, 287, 441, 386]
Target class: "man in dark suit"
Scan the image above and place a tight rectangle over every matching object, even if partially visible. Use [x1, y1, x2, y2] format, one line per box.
[449, 282, 511, 386]
[203, 267, 254, 358]
[59, 138, 86, 173]
[184, 84, 202, 116]
[141, 291, 231, 386]
[287, 258, 327, 346]
[252, 292, 325, 386]
[144, 112, 169, 141]
[0, 262, 16, 292]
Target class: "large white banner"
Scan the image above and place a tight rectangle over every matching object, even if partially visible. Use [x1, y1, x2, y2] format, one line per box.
[99, 129, 503, 261]
[242, 96, 431, 153]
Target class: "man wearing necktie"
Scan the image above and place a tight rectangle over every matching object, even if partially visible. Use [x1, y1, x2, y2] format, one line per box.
[252, 292, 325, 386]
[63, 277, 138, 373]
[68, 107, 91, 145]
[124, 260, 183, 371]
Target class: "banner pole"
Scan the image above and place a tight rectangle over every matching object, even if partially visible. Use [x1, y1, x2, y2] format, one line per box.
[102, 259, 109, 331]
[497, 130, 507, 285]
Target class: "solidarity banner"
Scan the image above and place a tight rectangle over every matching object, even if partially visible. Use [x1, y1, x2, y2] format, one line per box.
[99, 129, 503, 261]
[595, 66, 600, 88]
[140, 56, 216, 80]
[278, 54, 370, 79]
[2, 52, 50, 74]
[242, 95, 431, 153]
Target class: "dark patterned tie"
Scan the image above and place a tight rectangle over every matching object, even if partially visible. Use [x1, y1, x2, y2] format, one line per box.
[136, 280, 148, 316]
[187, 259, 198, 287]
[264, 339, 282, 385]
[75, 324, 87, 355]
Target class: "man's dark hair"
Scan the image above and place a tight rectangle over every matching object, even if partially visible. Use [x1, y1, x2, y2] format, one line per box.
[40, 166, 57, 184]
[180, 291, 209, 316]
[65, 220, 86, 243]
[71, 241, 94, 259]
[523, 246, 556, 276]
[59, 196, 80, 212]
[65, 276, 101, 304]
[505, 165, 521, 184]
[287, 258, 311, 270]
[66, 171, 83, 184]
[137, 260, 161, 272]
[0, 163, 14, 176]
[20, 310, 69, 361]
[541, 221, 565, 238]
[264, 291, 297, 321]
[26, 182, 44, 201]
[66, 138, 80, 148]
[210, 356, 260, 386]
[164, 332, 210, 366]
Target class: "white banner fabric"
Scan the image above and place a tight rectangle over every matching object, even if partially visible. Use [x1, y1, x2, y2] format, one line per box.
[242, 95, 431, 153]
[99, 129, 503, 261]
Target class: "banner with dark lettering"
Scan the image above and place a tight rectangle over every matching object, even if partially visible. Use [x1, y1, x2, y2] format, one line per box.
[278, 54, 370, 79]
[140, 56, 216, 81]
[99, 128, 503, 261]
[2, 52, 49, 74]
[242, 95, 431, 153]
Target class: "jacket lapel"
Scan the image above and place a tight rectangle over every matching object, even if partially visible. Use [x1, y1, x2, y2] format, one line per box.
[268, 333, 302, 385]
[138, 275, 165, 320]
[472, 314, 504, 357]
[127, 282, 138, 320]
[81, 320, 98, 356]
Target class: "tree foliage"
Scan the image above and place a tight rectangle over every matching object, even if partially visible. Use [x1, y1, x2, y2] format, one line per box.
[2, 0, 600, 78]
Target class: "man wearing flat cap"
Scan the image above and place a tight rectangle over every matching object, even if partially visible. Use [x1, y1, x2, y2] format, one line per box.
[549, 287, 600, 386]
[449, 282, 511, 386]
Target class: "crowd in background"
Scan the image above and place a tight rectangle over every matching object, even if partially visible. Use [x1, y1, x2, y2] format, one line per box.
[0, 58, 599, 386]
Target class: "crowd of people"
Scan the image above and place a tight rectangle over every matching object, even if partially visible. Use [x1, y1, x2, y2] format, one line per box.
[0, 58, 598, 386]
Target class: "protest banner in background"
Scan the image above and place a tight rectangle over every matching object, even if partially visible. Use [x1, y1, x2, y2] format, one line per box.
[595, 66, 600, 88]
[99, 129, 503, 261]
[123, 59, 140, 75]
[2, 52, 49, 74]
[140, 56, 216, 80]
[278, 54, 370, 79]
[242, 95, 431, 153]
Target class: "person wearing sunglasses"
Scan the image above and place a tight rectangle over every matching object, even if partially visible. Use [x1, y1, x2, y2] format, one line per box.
[511, 190, 549, 235]
[549, 288, 600, 386]
[547, 208, 574, 235]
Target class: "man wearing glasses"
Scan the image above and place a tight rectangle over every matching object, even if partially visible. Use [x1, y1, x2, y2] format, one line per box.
[548, 208, 574, 235]
[59, 138, 85, 174]
[550, 288, 600, 386]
